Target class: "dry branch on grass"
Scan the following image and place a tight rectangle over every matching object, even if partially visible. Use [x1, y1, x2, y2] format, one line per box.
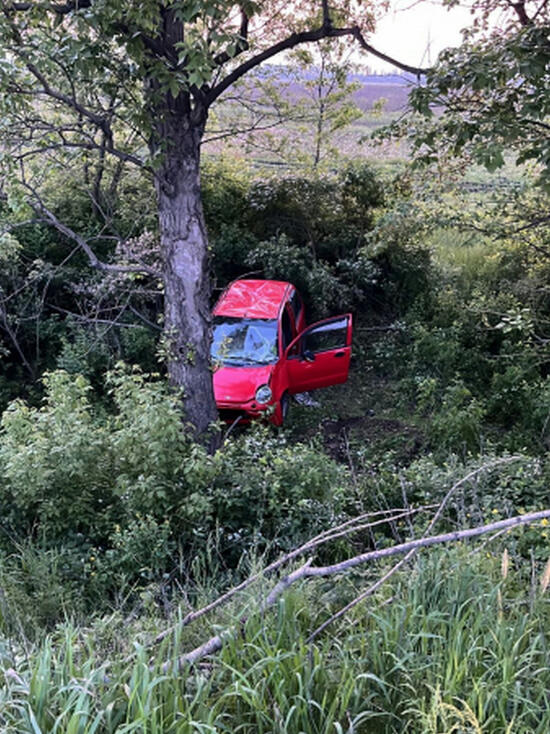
[153, 505, 436, 646]
[158, 457, 550, 670]
[169, 508, 550, 670]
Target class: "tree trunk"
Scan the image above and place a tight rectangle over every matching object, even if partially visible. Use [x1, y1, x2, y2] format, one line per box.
[154, 104, 218, 442]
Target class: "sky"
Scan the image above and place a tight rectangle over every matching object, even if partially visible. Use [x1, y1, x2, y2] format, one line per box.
[367, 1, 476, 72]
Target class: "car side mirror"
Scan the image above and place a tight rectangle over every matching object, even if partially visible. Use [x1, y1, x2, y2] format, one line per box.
[303, 349, 315, 362]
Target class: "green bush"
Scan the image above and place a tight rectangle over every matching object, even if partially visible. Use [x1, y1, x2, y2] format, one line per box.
[368, 227, 550, 449]
[223, 163, 385, 318]
[0, 368, 352, 620]
[0, 371, 118, 545]
[0, 367, 212, 612]
[429, 381, 486, 455]
[202, 155, 251, 236]
[56, 322, 114, 381]
[247, 234, 379, 319]
[210, 429, 347, 555]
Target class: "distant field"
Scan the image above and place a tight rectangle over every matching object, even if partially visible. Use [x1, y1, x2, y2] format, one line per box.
[206, 73, 412, 168]
[288, 73, 413, 113]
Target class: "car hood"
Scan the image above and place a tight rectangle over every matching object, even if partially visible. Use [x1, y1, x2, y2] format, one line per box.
[213, 364, 274, 403]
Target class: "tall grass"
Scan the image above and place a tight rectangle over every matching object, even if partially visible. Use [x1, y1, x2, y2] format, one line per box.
[1, 548, 549, 733]
[426, 228, 503, 287]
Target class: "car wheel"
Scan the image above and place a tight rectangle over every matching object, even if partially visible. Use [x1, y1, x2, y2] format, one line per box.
[280, 392, 290, 424]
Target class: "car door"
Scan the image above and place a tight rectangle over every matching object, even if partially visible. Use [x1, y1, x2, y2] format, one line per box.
[284, 314, 352, 393]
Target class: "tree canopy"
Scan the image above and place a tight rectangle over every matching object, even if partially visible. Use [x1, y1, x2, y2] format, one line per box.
[409, 0, 550, 188]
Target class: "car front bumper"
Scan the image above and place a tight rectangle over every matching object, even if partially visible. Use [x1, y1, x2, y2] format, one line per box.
[216, 398, 274, 424]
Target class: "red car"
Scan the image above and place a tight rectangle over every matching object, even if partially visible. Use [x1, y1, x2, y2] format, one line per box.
[211, 279, 352, 425]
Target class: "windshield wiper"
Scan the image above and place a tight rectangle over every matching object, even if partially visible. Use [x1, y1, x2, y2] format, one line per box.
[217, 356, 273, 366]
[242, 357, 272, 365]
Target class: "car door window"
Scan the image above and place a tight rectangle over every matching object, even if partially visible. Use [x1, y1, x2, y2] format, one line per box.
[302, 316, 348, 354]
[289, 290, 303, 322]
[284, 314, 352, 393]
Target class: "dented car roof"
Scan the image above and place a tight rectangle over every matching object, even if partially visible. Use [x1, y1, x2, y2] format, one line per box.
[213, 279, 293, 319]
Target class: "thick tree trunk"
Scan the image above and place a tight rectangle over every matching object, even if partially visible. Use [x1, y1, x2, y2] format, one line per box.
[154, 107, 218, 441]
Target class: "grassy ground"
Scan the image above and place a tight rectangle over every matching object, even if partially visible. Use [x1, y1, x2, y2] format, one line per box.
[2, 546, 549, 733]
[284, 346, 426, 467]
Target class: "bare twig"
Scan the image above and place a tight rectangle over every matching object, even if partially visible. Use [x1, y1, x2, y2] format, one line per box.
[173, 506, 550, 668]
[0, 301, 35, 378]
[153, 506, 435, 646]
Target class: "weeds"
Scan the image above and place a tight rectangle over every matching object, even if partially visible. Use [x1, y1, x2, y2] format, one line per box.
[1, 548, 549, 733]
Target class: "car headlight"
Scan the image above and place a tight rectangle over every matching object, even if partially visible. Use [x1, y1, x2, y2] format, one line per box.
[255, 384, 272, 404]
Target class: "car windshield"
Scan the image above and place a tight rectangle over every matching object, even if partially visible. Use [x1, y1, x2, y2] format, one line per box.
[211, 317, 278, 366]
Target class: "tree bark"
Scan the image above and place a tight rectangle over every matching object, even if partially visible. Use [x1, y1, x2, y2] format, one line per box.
[153, 102, 218, 441]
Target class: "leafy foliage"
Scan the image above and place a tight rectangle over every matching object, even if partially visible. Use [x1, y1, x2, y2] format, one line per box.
[244, 163, 385, 317]
[0, 367, 350, 620]
[408, 10, 550, 188]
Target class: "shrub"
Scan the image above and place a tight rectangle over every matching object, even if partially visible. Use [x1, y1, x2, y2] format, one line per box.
[0, 367, 213, 606]
[0, 368, 353, 619]
[429, 380, 486, 455]
[210, 429, 348, 555]
[0, 371, 118, 546]
[247, 234, 379, 319]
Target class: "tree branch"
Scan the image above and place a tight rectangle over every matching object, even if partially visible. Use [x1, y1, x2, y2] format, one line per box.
[162, 458, 531, 668]
[207, 24, 426, 106]
[509, 0, 533, 25]
[174, 506, 550, 669]
[306, 457, 515, 641]
[351, 26, 427, 76]
[21, 65, 146, 169]
[22, 184, 160, 277]
[8, 140, 145, 170]
[153, 505, 435, 647]
[25, 60, 107, 130]
[0, 301, 35, 378]
[212, 6, 250, 67]
[5, 0, 93, 13]
[321, 0, 332, 28]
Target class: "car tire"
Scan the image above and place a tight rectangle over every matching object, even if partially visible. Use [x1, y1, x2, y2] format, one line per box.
[280, 392, 290, 424]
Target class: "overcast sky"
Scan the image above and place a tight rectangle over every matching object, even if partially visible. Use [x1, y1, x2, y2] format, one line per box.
[368, 1, 475, 72]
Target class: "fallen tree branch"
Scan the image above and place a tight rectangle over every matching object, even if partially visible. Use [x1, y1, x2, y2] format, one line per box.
[294, 510, 548, 579]
[153, 505, 435, 646]
[164, 458, 526, 669]
[157, 457, 519, 649]
[307, 456, 516, 641]
[172, 507, 550, 669]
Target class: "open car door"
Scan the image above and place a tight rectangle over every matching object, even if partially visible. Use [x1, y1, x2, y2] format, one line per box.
[285, 314, 352, 394]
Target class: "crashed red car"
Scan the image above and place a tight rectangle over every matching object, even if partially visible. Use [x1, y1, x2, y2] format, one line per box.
[211, 279, 352, 425]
